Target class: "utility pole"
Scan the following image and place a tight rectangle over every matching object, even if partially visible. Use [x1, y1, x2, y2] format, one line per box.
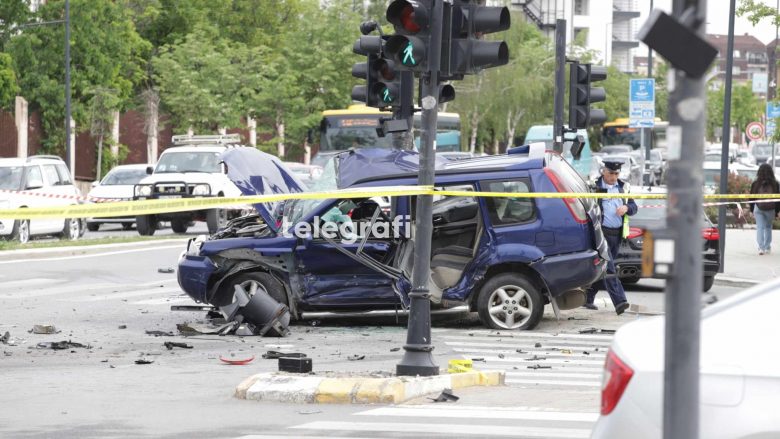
[717, 0, 736, 273]
[65, 0, 72, 175]
[664, 1, 707, 437]
[553, 19, 566, 153]
[646, 0, 654, 163]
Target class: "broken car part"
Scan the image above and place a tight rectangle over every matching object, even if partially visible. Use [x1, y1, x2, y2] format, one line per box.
[262, 351, 306, 359]
[164, 342, 193, 350]
[278, 357, 313, 373]
[219, 284, 291, 337]
[429, 388, 459, 403]
[219, 355, 255, 365]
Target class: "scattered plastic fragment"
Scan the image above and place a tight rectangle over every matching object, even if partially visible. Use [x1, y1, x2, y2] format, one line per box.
[219, 355, 255, 365]
[31, 325, 58, 334]
[299, 410, 322, 415]
[164, 342, 193, 350]
[158, 267, 175, 274]
[262, 351, 306, 359]
[145, 330, 174, 337]
[118, 325, 127, 330]
[135, 359, 154, 365]
[525, 355, 546, 361]
[429, 388, 459, 403]
[390, 347, 400, 352]
[528, 364, 552, 370]
[37, 340, 91, 350]
[347, 354, 365, 361]
[534, 342, 542, 348]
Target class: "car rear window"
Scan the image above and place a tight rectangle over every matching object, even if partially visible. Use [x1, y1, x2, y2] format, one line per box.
[632, 197, 712, 225]
[546, 153, 594, 209]
[480, 180, 534, 225]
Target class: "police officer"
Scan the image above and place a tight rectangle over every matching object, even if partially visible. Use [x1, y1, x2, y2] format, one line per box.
[583, 160, 637, 315]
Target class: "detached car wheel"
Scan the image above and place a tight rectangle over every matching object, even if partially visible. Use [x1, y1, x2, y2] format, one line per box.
[216, 272, 288, 309]
[136, 215, 156, 236]
[477, 273, 543, 330]
[703, 275, 715, 292]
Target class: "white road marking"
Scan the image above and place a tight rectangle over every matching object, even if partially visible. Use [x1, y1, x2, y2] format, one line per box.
[356, 406, 599, 423]
[443, 334, 613, 347]
[506, 378, 601, 387]
[505, 371, 603, 379]
[447, 345, 605, 359]
[65, 287, 182, 302]
[1, 278, 58, 289]
[433, 328, 614, 342]
[462, 354, 604, 366]
[0, 279, 179, 299]
[291, 421, 591, 438]
[0, 244, 184, 265]
[132, 296, 192, 305]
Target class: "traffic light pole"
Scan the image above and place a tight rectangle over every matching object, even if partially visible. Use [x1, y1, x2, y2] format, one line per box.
[553, 19, 566, 153]
[392, 71, 415, 150]
[396, 0, 442, 377]
[664, 1, 706, 437]
[717, 0, 736, 273]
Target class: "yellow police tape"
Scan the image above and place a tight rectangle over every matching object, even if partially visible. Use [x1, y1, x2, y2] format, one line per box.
[0, 184, 778, 220]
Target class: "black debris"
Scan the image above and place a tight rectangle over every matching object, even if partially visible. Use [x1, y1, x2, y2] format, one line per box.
[429, 388, 459, 403]
[497, 353, 505, 359]
[471, 357, 485, 362]
[515, 349, 527, 354]
[567, 317, 589, 321]
[579, 328, 615, 334]
[158, 267, 175, 274]
[109, 365, 115, 368]
[145, 330, 174, 337]
[525, 355, 546, 361]
[164, 342, 193, 350]
[468, 333, 474, 337]
[583, 351, 590, 355]
[135, 359, 154, 365]
[527, 364, 552, 370]
[101, 359, 108, 363]
[308, 320, 321, 326]
[534, 342, 542, 348]
[37, 340, 91, 350]
[390, 347, 400, 352]
[262, 351, 306, 359]
[298, 410, 322, 415]
[30, 325, 58, 334]
[118, 325, 127, 330]
[348, 354, 366, 361]
[0, 332, 9, 344]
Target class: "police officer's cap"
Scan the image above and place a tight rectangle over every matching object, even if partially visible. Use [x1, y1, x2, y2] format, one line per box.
[602, 160, 623, 171]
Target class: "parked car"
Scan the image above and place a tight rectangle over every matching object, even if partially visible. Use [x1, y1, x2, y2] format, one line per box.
[599, 145, 633, 156]
[134, 134, 245, 235]
[614, 188, 720, 292]
[86, 164, 149, 231]
[602, 155, 642, 186]
[750, 141, 779, 165]
[0, 155, 82, 244]
[591, 280, 780, 438]
[644, 149, 667, 186]
[178, 146, 609, 330]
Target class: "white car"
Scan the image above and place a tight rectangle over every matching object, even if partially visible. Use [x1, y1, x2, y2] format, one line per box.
[592, 280, 780, 438]
[133, 134, 244, 235]
[0, 155, 82, 243]
[86, 164, 149, 231]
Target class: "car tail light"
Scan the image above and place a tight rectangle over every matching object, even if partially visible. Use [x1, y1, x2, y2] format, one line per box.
[601, 349, 634, 415]
[701, 227, 719, 241]
[627, 227, 643, 239]
[543, 168, 588, 224]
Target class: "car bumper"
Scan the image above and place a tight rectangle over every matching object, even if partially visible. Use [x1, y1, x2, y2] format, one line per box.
[531, 249, 607, 296]
[87, 217, 135, 224]
[616, 251, 720, 278]
[0, 218, 13, 236]
[177, 252, 217, 303]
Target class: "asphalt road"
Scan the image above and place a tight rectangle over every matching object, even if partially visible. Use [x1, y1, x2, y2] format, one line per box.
[0, 243, 745, 438]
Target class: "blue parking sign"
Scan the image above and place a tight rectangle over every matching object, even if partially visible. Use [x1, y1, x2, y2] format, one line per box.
[629, 79, 655, 128]
[630, 79, 655, 102]
[768, 102, 780, 119]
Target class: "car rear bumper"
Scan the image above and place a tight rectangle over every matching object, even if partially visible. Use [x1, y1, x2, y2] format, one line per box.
[616, 251, 720, 278]
[531, 249, 607, 296]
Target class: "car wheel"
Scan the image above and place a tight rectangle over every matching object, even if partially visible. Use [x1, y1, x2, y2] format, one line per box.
[136, 215, 156, 236]
[477, 273, 544, 330]
[207, 208, 227, 234]
[216, 272, 288, 309]
[86, 222, 100, 232]
[79, 219, 87, 237]
[60, 218, 80, 241]
[171, 219, 189, 234]
[621, 277, 640, 285]
[122, 222, 133, 231]
[10, 219, 30, 244]
[703, 275, 715, 292]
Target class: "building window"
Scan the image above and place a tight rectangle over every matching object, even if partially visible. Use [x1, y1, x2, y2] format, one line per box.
[575, 0, 589, 15]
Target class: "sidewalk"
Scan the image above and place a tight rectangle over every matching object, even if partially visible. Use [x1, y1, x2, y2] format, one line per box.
[718, 227, 780, 286]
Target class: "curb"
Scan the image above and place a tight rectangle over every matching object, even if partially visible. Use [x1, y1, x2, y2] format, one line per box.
[714, 275, 760, 288]
[236, 370, 505, 404]
[0, 238, 187, 261]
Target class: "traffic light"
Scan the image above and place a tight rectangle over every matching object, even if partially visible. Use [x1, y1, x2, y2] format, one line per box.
[385, 0, 432, 72]
[351, 35, 383, 107]
[568, 62, 607, 129]
[445, 1, 510, 78]
[370, 57, 402, 107]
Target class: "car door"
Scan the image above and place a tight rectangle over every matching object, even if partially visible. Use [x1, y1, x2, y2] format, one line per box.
[41, 164, 72, 233]
[20, 165, 56, 234]
[293, 198, 403, 309]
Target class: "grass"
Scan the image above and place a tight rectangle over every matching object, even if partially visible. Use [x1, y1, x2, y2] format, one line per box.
[0, 235, 187, 252]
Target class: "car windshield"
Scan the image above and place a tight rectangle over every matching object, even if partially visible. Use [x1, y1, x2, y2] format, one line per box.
[154, 151, 221, 173]
[102, 168, 148, 185]
[0, 166, 24, 190]
[282, 156, 339, 226]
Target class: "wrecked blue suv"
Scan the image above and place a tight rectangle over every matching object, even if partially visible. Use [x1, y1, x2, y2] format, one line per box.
[177, 145, 608, 330]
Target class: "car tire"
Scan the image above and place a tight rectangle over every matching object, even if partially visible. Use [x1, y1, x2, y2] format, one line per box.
[703, 275, 715, 292]
[10, 219, 30, 244]
[621, 277, 640, 285]
[207, 208, 227, 234]
[171, 219, 189, 234]
[216, 272, 288, 309]
[86, 222, 100, 232]
[60, 218, 80, 241]
[477, 273, 544, 331]
[122, 222, 133, 231]
[136, 215, 156, 236]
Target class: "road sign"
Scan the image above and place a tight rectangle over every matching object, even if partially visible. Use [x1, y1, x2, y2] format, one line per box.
[768, 120, 776, 138]
[746, 121, 764, 141]
[752, 73, 768, 94]
[768, 102, 780, 119]
[629, 79, 655, 128]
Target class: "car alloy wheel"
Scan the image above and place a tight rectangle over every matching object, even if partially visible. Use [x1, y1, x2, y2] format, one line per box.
[17, 219, 30, 244]
[477, 273, 544, 330]
[66, 218, 80, 240]
[486, 284, 533, 329]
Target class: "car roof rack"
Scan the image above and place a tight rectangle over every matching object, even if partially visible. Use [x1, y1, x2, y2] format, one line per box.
[27, 155, 63, 162]
[171, 133, 242, 145]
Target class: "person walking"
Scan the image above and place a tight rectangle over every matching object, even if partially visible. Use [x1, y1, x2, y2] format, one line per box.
[583, 160, 637, 315]
[749, 163, 779, 255]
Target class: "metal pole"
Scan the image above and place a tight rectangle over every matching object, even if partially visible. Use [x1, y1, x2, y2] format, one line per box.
[717, 0, 736, 273]
[553, 19, 566, 153]
[396, 0, 442, 377]
[647, 0, 654, 159]
[664, 1, 706, 437]
[65, 0, 72, 173]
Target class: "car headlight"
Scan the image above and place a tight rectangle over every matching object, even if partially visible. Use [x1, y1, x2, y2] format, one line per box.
[192, 184, 211, 196]
[136, 185, 152, 197]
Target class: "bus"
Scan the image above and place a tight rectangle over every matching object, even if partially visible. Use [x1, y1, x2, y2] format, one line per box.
[601, 117, 669, 150]
[313, 104, 462, 165]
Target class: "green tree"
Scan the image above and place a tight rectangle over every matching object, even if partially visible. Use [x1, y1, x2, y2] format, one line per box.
[86, 87, 120, 179]
[0, 52, 19, 109]
[8, 0, 149, 153]
[737, 0, 780, 25]
[0, 0, 30, 51]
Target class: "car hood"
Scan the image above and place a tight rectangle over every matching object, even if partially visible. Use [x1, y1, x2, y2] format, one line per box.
[337, 148, 448, 188]
[220, 148, 305, 232]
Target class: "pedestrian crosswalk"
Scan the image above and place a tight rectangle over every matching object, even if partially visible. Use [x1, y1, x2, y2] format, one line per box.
[237, 405, 598, 439]
[0, 277, 191, 306]
[433, 328, 612, 389]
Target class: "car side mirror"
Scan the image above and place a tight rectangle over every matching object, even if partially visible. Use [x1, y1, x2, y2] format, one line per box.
[25, 178, 44, 190]
[91, 181, 99, 188]
[146, 166, 154, 175]
[570, 135, 586, 161]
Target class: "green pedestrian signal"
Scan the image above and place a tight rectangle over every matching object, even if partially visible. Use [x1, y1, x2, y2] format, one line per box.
[403, 42, 416, 66]
[385, 0, 430, 72]
[382, 88, 393, 103]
